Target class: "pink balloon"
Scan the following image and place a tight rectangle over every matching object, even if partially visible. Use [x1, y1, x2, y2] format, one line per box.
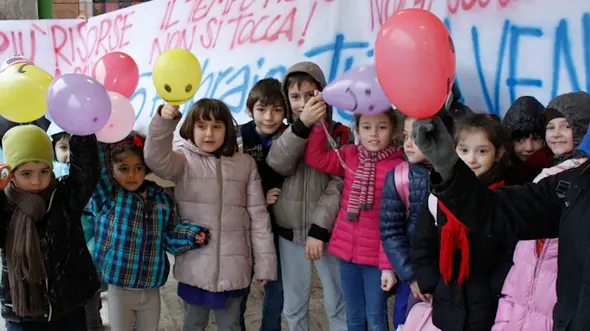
[93, 52, 139, 99]
[374, 8, 456, 119]
[95, 92, 136, 143]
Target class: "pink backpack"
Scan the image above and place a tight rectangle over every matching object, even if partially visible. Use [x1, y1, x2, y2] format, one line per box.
[402, 302, 440, 331]
[394, 161, 410, 214]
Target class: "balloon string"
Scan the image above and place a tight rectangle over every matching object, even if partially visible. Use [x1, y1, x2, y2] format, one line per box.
[320, 119, 356, 175]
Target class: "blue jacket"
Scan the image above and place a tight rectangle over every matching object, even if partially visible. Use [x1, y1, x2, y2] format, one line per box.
[379, 161, 430, 282]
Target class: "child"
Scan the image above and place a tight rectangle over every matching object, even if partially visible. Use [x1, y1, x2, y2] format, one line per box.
[411, 114, 516, 331]
[237, 78, 286, 331]
[408, 91, 590, 330]
[492, 92, 590, 331]
[46, 122, 71, 178]
[379, 112, 453, 328]
[47, 122, 105, 331]
[144, 99, 277, 331]
[265, 61, 348, 331]
[0, 125, 100, 331]
[502, 96, 553, 184]
[304, 108, 404, 330]
[90, 132, 208, 331]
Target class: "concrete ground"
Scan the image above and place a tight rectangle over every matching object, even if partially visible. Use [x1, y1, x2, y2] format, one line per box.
[0, 261, 397, 330]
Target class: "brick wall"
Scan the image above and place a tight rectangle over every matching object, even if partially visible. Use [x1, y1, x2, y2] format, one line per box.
[52, 0, 79, 19]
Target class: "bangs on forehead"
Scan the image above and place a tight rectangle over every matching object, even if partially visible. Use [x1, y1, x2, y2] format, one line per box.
[458, 127, 489, 142]
[194, 106, 222, 122]
[255, 95, 285, 107]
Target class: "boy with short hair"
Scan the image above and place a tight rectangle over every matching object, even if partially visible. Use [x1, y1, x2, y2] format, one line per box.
[266, 62, 349, 331]
[237, 78, 287, 331]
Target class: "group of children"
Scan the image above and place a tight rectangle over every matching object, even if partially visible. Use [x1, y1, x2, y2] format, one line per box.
[0, 57, 587, 331]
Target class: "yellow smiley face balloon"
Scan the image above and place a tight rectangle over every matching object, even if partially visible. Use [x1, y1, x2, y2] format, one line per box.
[152, 48, 202, 106]
[0, 61, 54, 123]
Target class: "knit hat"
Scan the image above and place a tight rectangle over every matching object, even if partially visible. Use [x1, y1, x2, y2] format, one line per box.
[546, 91, 590, 147]
[3, 125, 54, 171]
[502, 96, 545, 140]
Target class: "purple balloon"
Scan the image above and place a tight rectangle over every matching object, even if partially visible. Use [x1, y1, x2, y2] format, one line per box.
[46, 74, 112, 135]
[322, 65, 391, 115]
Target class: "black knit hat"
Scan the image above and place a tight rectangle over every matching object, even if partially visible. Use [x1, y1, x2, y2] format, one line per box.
[502, 96, 545, 140]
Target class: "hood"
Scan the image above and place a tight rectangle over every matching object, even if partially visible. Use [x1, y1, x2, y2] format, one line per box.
[46, 122, 66, 140]
[172, 131, 214, 157]
[547, 91, 590, 148]
[502, 96, 545, 140]
[282, 62, 333, 125]
[578, 126, 590, 155]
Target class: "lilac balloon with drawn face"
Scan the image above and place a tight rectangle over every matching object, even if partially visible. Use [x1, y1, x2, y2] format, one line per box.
[322, 65, 391, 115]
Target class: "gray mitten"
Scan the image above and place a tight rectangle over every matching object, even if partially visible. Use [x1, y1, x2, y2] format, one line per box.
[412, 117, 457, 174]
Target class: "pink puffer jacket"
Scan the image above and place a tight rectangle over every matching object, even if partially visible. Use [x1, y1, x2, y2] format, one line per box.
[304, 125, 404, 269]
[493, 158, 587, 331]
[144, 113, 277, 292]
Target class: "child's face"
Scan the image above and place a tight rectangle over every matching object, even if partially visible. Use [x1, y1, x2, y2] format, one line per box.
[193, 117, 226, 153]
[513, 134, 544, 161]
[403, 118, 426, 164]
[12, 161, 52, 193]
[287, 81, 319, 121]
[356, 112, 394, 152]
[249, 100, 284, 135]
[456, 129, 504, 177]
[54, 137, 70, 164]
[112, 152, 146, 192]
[545, 117, 573, 156]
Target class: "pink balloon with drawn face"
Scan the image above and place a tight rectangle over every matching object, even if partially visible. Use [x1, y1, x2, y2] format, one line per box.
[322, 65, 391, 115]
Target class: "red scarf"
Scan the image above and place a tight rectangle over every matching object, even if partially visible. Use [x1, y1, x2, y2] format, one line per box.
[438, 181, 504, 285]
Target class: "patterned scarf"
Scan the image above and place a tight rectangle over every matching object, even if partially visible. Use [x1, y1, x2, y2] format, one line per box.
[346, 146, 397, 221]
[438, 180, 504, 285]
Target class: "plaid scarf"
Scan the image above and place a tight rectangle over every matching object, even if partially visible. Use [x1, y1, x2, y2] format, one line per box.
[346, 146, 397, 221]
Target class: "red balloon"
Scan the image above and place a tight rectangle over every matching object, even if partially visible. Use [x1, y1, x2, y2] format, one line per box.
[92, 52, 139, 99]
[374, 9, 456, 119]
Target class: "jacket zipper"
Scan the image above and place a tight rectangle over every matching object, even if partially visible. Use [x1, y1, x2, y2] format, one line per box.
[135, 197, 148, 287]
[214, 158, 223, 291]
[523, 240, 549, 329]
[45, 279, 52, 321]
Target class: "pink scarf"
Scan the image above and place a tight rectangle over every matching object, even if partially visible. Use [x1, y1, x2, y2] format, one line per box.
[347, 146, 397, 221]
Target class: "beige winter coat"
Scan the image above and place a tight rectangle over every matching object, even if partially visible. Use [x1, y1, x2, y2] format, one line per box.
[266, 61, 345, 244]
[144, 113, 277, 292]
[267, 126, 343, 244]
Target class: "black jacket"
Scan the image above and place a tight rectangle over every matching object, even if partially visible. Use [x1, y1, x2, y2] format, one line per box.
[238, 121, 285, 231]
[380, 161, 430, 282]
[411, 166, 516, 331]
[0, 135, 100, 323]
[432, 159, 590, 331]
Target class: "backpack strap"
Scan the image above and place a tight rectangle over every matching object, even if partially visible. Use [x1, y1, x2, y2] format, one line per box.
[394, 161, 411, 215]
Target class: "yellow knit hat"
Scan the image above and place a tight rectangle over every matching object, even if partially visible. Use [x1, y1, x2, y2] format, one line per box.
[3, 125, 54, 171]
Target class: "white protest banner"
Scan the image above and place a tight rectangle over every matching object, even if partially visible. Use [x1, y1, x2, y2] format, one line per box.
[0, 0, 588, 134]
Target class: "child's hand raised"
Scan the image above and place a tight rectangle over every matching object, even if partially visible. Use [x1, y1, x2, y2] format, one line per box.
[0, 164, 12, 190]
[300, 90, 326, 127]
[161, 104, 182, 120]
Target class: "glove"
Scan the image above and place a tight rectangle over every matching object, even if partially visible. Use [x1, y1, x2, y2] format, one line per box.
[412, 117, 457, 174]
